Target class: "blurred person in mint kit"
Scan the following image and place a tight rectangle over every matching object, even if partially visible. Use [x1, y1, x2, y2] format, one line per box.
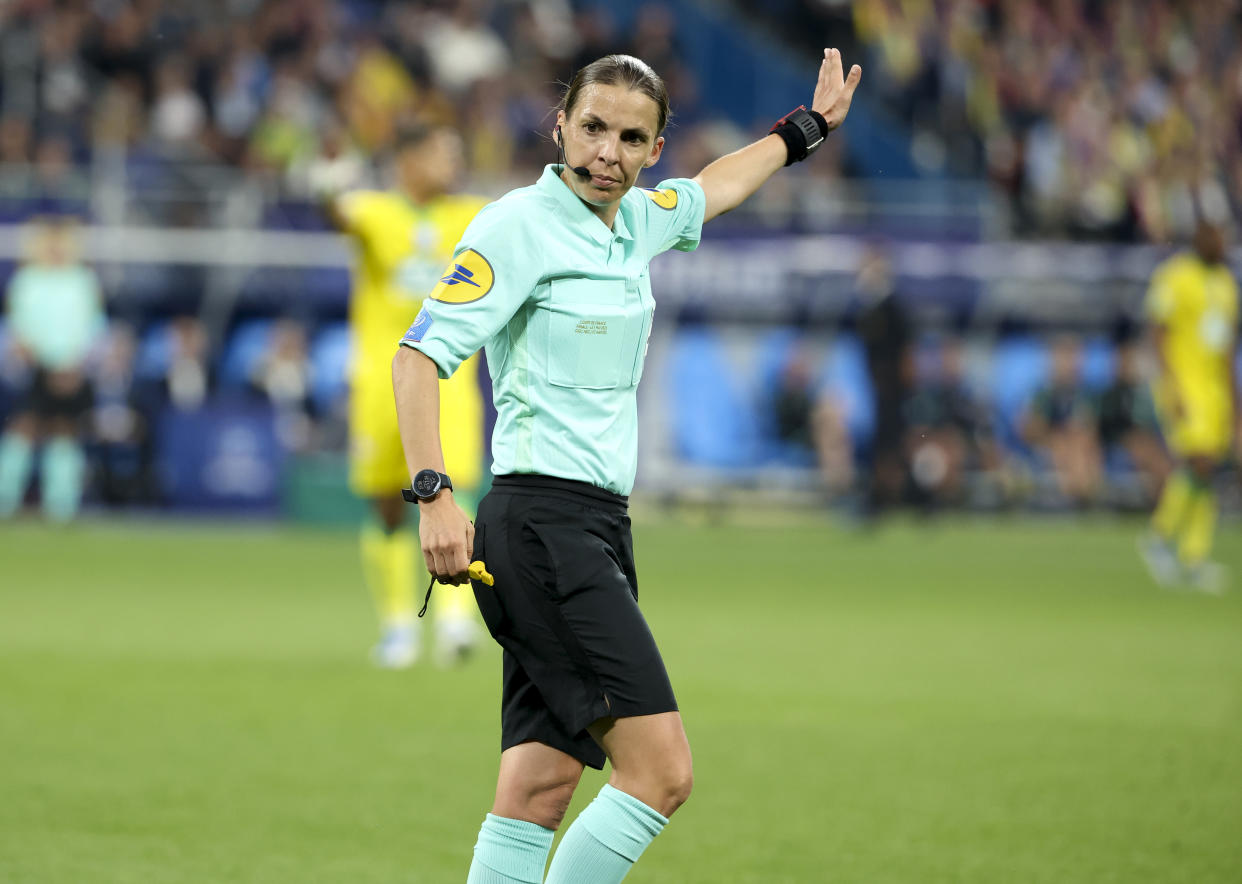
[0, 216, 105, 522]
[393, 51, 861, 883]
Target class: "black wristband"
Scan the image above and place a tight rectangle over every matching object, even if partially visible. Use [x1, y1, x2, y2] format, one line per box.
[769, 105, 828, 166]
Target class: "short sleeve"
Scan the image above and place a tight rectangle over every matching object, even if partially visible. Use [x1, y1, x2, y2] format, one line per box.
[1145, 261, 1177, 323]
[399, 200, 542, 379]
[636, 177, 707, 258]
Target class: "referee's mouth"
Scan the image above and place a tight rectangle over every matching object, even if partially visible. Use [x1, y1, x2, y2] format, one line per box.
[589, 174, 621, 189]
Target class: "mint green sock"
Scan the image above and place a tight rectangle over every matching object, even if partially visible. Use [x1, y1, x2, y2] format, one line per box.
[467, 813, 555, 884]
[0, 432, 34, 517]
[41, 437, 86, 523]
[545, 784, 668, 884]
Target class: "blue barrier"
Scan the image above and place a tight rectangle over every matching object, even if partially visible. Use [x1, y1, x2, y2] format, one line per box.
[217, 319, 275, 390]
[309, 322, 351, 412]
[821, 334, 875, 447]
[155, 404, 284, 512]
[135, 321, 174, 379]
[666, 327, 760, 468]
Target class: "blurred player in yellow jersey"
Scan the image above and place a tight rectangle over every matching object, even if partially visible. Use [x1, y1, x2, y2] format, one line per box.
[325, 123, 488, 666]
[1140, 221, 1239, 592]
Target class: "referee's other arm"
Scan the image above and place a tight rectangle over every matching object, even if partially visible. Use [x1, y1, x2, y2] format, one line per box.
[392, 345, 475, 584]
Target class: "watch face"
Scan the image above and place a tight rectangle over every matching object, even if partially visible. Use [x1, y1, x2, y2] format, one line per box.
[413, 470, 441, 498]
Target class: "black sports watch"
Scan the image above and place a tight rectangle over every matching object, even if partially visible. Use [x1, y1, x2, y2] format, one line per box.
[403, 469, 453, 503]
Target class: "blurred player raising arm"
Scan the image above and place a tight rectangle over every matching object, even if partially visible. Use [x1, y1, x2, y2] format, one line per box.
[323, 123, 489, 668]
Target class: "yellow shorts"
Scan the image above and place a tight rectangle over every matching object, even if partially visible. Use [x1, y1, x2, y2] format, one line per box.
[349, 353, 485, 498]
[1154, 377, 1233, 459]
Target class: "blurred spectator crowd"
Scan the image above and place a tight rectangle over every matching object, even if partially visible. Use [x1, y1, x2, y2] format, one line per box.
[0, 0, 704, 215]
[843, 0, 1242, 242]
[4, 0, 1238, 241]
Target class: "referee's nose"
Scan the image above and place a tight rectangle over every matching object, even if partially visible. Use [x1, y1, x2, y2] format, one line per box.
[597, 133, 622, 168]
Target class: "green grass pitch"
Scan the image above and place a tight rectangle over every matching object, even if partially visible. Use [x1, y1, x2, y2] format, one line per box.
[2, 514, 1240, 883]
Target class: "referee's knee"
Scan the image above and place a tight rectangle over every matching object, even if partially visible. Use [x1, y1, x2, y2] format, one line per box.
[528, 779, 579, 830]
[493, 751, 584, 830]
[494, 779, 579, 830]
[663, 761, 694, 815]
[615, 755, 693, 818]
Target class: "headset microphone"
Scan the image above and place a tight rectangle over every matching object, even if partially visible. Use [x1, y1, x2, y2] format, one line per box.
[555, 126, 592, 178]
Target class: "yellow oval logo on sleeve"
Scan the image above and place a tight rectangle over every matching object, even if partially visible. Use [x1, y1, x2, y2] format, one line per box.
[642, 188, 678, 210]
[429, 249, 494, 303]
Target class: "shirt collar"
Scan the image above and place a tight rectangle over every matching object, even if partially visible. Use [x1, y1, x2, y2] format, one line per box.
[537, 165, 633, 245]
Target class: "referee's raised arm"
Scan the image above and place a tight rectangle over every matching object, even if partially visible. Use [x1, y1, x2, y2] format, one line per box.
[693, 47, 861, 222]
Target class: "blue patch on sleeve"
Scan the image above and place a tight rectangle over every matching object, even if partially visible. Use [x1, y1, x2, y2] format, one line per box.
[402, 307, 433, 344]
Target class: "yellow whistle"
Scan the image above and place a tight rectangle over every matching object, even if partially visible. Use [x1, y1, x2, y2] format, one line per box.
[469, 561, 495, 586]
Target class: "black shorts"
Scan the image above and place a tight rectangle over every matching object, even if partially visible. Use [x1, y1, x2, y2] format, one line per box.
[471, 474, 678, 770]
[17, 368, 93, 422]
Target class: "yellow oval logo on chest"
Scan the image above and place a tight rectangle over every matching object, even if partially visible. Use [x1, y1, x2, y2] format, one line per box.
[642, 188, 678, 210]
[429, 249, 494, 303]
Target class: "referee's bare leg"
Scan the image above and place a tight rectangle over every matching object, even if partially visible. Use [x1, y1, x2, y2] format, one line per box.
[475, 715, 690, 881]
[588, 712, 694, 818]
[489, 711, 692, 827]
[538, 713, 690, 881]
[465, 743, 580, 882]
[491, 741, 585, 829]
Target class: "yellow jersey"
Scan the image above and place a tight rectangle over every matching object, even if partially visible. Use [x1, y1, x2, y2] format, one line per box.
[338, 189, 489, 385]
[339, 189, 489, 496]
[1145, 252, 1238, 389]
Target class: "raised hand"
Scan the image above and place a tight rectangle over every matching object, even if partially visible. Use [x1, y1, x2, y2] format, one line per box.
[813, 48, 862, 132]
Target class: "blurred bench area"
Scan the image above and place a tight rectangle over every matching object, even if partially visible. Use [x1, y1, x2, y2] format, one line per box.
[3, 215, 1237, 518]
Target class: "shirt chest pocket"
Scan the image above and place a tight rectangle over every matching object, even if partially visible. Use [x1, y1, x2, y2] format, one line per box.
[546, 277, 645, 390]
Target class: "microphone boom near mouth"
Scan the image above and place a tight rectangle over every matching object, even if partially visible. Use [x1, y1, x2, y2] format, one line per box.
[556, 125, 592, 178]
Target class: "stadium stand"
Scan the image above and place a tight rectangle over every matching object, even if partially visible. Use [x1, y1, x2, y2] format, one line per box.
[0, 1, 1240, 512]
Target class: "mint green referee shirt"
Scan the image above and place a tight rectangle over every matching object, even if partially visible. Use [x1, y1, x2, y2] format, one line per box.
[6, 265, 105, 370]
[401, 165, 706, 495]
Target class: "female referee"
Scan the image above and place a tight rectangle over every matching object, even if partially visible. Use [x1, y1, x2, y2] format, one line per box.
[393, 50, 860, 883]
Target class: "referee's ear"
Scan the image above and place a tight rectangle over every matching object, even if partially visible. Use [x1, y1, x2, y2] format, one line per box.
[643, 135, 665, 168]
